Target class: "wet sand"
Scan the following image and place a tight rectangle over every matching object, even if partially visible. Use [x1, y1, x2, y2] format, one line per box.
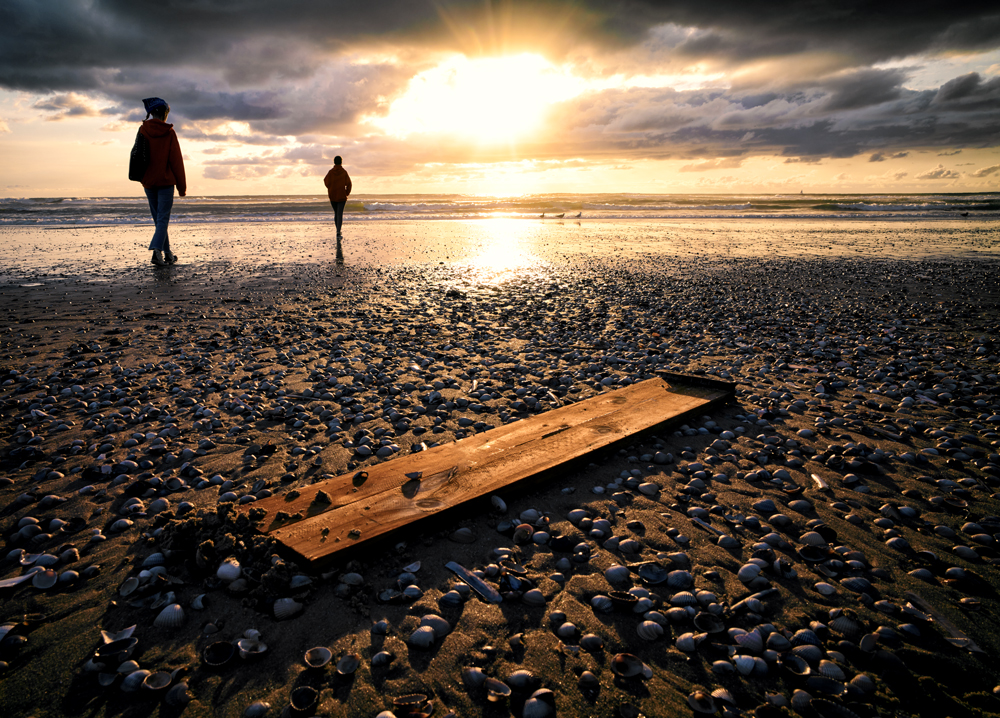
[1, 219, 1000, 718]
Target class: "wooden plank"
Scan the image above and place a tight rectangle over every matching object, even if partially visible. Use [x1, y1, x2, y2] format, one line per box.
[237, 376, 733, 566]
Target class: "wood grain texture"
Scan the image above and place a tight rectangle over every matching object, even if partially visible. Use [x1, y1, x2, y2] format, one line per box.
[237, 376, 732, 565]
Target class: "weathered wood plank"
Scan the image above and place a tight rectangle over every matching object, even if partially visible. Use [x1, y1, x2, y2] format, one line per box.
[238, 376, 732, 565]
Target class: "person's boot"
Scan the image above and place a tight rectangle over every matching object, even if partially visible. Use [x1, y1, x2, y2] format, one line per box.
[164, 249, 177, 263]
[151, 250, 165, 265]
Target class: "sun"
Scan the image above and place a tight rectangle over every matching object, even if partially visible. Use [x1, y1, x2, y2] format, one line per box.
[369, 53, 582, 143]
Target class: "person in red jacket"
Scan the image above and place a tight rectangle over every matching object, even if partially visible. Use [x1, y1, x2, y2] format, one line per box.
[139, 97, 187, 266]
[323, 156, 352, 239]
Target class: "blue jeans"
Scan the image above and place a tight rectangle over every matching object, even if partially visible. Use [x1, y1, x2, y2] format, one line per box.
[145, 186, 174, 251]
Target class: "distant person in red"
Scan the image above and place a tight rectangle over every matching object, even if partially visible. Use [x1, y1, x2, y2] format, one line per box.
[140, 97, 186, 266]
[323, 156, 352, 239]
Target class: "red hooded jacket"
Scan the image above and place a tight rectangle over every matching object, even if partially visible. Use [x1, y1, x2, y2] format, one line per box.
[324, 165, 352, 202]
[140, 119, 186, 195]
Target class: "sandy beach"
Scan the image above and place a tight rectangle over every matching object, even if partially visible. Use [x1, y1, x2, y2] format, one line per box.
[2, 218, 1000, 718]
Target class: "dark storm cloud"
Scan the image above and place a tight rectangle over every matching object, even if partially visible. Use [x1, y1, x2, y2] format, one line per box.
[3, 0, 998, 173]
[869, 151, 909, 162]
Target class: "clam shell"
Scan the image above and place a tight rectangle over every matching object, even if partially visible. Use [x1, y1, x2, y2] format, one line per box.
[523, 696, 554, 718]
[142, 671, 172, 691]
[818, 659, 846, 680]
[244, 701, 270, 718]
[604, 564, 631, 584]
[121, 669, 151, 692]
[491, 495, 507, 512]
[202, 640, 236, 667]
[289, 686, 318, 713]
[790, 689, 812, 710]
[637, 620, 664, 641]
[237, 638, 267, 660]
[153, 604, 185, 629]
[734, 655, 755, 676]
[409, 625, 437, 648]
[216, 558, 241, 582]
[336, 652, 360, 675]
[688, 689, 717, 714]
[507, 669, 538, 690]
[486, 678, 512, 701]
[791, 644, 824, 665]
[273, 597, 302, 621]
[372, 650, 395, 667]
[670, 591, 698, 606]
[667, 569, 694, 590]
[462, 666, 487, 688]
[693, 612, 725, 634]
[815, 582, 838, 596]
[591, 594, 613, 612]
[580, 633, 604, 652]
[735, 628, 764, 653]
[611, 652, 651, 679]
[522, 588, 546, 606]
[420, 614, 451, 637]
[304, 646, 332, 668]
[31, 569, 58, 590]
[165, 682, 191, 706]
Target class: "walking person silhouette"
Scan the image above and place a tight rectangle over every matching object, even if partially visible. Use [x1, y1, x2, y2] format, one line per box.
[138, 97, 186, 265]
[323, 156, 352, 240]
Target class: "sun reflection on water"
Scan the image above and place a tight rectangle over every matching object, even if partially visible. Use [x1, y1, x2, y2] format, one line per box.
[452, 219, 550, 286]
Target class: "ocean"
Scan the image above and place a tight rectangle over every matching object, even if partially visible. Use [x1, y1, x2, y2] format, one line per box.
[1, 192, 998, 226]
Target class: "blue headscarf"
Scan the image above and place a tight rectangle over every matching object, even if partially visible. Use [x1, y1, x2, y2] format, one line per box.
[142, 97, 169, 119]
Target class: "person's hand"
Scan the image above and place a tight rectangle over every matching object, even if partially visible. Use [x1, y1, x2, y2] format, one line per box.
[179, 192, 186, 197]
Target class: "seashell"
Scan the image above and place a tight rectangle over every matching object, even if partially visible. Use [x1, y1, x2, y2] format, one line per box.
[737, 563, 762, 583]
[637, 621, 664, 641]
[142, 671, 172, 691]
[818, 659, 846, 680]
[244, 701, 270, 718]
[712, 688, 736, 706]
[800, 531, 827, 546]
[462, 666, 487, 688]
[202, 640, 236, 668]
[523, 695, 554, 718]
[781, 652, 811, 676]
[110, 519, 133, 533]
[766, 632, 792, 651]
[119, 576, 140, 597]
[815, 582, 837, 596]
[791, 628, 821, 646]
[237, 638, 267, 660]
[394, 694, 431, 713]
[770, 513, 792, 528]
[688, 689, 717, 714]
[273, 597, 302, 621]
[304, 646, 332, 668]
[341, 572, 365, 586]
[32, 569, 58, 590]
[372, 619, 390, 635]
[693, 612, 725, 634]
[840, 577, 874, 595]
[828, 610, 863, 639]
[667, 570, 694, 590]
[556, 622, 578, 640]
[609, 590, 639, 611]
[591, 594, 613, 613]
[735, 629, 764, 653]
[507, 669, 538, 690]
[409, 625, 437, 648]
[121, 669, 151, 692]
[604, 564, 631, 584]
[858, 633, 878, 653]
[791, 644, 824, 665]
[522, 588, 546, 606]
[670, 590, 698, 606]
[611, 652, 650, 679]
[289, 575, 313, 589]
[450, 527, 477, 543]
[712, 660, 736, 675]
[637, 562, 669, 585]
[289, 686, 318, 714]
[439, 590, 464, 607]
[849, 673, 875, 694]
[165, 682, 191, 707]
[217, 558, 241, 582]
[372, 650, 395, 667]
[491, 495, 507, 512]
[153, 604, 185, 629]
[191, 593, 207, 610]
[718, 535, 740, 549]
[580, 633, 604, 652]
[336, 652, 360, 675]
[734, 655, 755, 676]
[790, 689, 812, 711]
[519, 508, 541, 524]
[420, 614, 451, 637]
[486, 678, 512, 702]
[675, 632, 699, 652]
[143, 552, 166, 567]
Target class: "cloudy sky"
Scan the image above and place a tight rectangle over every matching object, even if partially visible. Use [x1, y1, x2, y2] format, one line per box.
[1, 0, 999, 196]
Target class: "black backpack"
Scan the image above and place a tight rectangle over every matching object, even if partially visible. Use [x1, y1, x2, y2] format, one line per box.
[128, 129, 150, 182]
